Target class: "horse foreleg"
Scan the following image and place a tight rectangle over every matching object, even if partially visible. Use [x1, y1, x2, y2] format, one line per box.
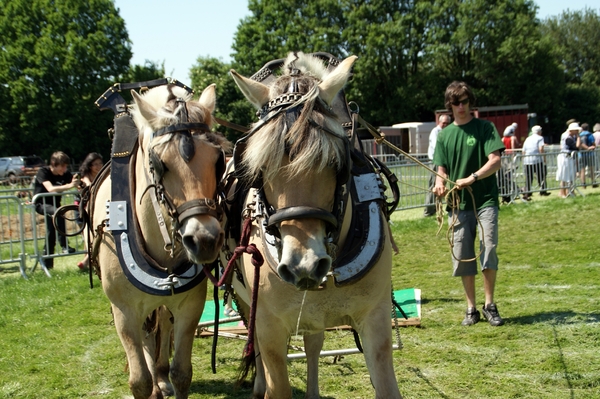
[153, 306, 175, 397]
[112, 305, 159, 399]
[304, 332, 324, 399]
[256, 321, 293, 399]
[169, 295, 205, 399]
[357, 310, 403, 399]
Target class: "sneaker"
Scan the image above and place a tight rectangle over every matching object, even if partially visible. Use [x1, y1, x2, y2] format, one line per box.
[540, 192, 551, 196]
[62, 246, 76, 254]
[461, 307, 480, 326]
[482, 303, 505, 326]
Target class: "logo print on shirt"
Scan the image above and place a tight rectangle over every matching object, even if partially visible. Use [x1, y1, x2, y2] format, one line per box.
[467, 136, 476, 146]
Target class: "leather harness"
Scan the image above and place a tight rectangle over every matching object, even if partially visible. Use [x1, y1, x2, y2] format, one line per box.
[92, 79, 221, 295]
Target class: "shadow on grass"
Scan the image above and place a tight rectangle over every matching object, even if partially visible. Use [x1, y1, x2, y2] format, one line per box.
[506, 311, 600, 325]
[189, 378, 336, 398]
[420, 297, 462, 305]
[408, 367, 450, 398]
[0, 265, 21, 274]
[552, 324, 575, 399]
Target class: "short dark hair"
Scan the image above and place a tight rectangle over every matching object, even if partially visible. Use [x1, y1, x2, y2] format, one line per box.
[50, 151, 70, 167]
[444, 81, 476, 111]
[581, 123, 589, 131]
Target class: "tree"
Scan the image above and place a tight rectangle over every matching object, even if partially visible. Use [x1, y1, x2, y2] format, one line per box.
[232, 0, 347, 76]
[0, 0, 132, 162]
[230, 0, 557, 129]
[189, 56, 254, 144]
[541, 8, 600, 133]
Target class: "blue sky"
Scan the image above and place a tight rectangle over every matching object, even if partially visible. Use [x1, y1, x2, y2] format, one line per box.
[114, 0, 598, 83]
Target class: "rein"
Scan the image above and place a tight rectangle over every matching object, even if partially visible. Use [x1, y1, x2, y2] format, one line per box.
[354, 112, 485, 263]
[203, 217, 264, 368]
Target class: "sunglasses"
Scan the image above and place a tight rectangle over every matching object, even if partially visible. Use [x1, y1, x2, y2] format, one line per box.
[451, 98, 469, 106]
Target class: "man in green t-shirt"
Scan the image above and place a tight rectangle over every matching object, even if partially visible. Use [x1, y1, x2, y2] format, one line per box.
[433, 81, 506, 327]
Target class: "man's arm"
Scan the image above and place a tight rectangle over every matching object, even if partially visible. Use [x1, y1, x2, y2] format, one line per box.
[433, 166, 448, 197]
[454, 150, 502, 190]
[41, 177, 79, 193]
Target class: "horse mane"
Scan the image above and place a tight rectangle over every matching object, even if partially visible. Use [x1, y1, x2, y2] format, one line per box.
[242, 53, 347, 183]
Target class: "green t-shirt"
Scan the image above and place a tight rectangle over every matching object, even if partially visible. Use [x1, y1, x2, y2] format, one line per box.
[433, 118, 505, 211]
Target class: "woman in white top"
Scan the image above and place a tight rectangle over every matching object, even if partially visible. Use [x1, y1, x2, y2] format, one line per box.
[522, 125, 549, 199]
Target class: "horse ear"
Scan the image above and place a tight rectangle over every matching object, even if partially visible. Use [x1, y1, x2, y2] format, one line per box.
[318, 55, 358, 106]
[230, 69, 270, 109]
[131, 89, 158, 123]
[198, 83, 217, 114]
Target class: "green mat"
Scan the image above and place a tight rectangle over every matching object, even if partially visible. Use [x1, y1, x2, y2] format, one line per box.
[199, 288, 421, 326]
[393, 288, 421, 319]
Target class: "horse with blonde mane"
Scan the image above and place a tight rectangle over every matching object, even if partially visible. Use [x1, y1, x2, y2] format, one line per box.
[222, 52, 402, 399]
[89, 81, 230, 398]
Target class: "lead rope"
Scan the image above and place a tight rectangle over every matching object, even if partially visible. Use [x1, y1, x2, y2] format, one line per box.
[354, 113, 485, 264]
[202, 217, 264, 380]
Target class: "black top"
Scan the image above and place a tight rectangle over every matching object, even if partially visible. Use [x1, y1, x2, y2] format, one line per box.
[33, 166, 73, 206]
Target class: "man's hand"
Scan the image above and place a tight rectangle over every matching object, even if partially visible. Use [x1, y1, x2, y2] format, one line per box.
[433, 183, 447, 197]
[455, 174, 477, 190]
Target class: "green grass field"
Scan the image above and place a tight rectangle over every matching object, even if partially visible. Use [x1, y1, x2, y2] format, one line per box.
[0, 193, 598, 398]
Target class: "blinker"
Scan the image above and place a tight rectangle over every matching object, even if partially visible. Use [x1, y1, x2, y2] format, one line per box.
[178, 131, 195, 163]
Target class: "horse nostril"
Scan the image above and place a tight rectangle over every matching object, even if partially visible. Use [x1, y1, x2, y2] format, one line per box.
[182, 235, 199, 254]
[314, 257, 331, 282]
[277, 264, 296, 285]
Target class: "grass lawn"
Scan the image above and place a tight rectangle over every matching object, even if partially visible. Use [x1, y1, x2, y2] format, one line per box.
[0, 192, 598, 398]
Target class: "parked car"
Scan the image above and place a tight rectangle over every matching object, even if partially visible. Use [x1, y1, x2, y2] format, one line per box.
[0, 156, 46, 186]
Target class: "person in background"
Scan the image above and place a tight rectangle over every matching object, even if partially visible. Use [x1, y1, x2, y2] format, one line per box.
[578, 123, 597, 188]
[522, 125, 550, 199]
[498, 122, 518, 203]
[433, 81, 505, 327]
[33, 151, 80, 269]
[556, 123, 581, 198]
[593, 123, 600, 147]
[502, 123, 519, 153]
[424, 114, 452, 217]
[76, 152, 104, 269]
[594, 124, 600, 182]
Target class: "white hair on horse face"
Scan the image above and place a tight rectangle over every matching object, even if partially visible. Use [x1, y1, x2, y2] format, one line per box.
[130, 85, 197, 153]
[130, 85, 193, 138]
[281, 52, 329, 81]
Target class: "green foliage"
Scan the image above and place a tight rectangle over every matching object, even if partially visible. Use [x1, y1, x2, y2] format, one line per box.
[541, 8, 600, 131]
[0, 0, 132, 162]
[189, 56, 254, 144]
[232, 0, 347, 76]
[230, 0, 567, 128]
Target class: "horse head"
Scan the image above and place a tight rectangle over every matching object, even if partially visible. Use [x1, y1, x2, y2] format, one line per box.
[130, 84, 231, 265]
[231, 52, 357, 289]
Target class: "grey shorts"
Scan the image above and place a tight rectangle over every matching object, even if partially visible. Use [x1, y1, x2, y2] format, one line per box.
[448, 206, 499, 276]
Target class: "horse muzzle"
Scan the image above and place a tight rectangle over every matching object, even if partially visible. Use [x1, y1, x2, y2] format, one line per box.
[276, 251, 331, 290]
[179, 217, 224, 264]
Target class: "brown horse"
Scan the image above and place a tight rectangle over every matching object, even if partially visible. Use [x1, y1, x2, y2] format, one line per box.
[89, 83, 230, 398]
[225, 52, 402, 399]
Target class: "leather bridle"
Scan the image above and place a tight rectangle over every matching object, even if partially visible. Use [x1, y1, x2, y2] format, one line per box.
[143, 98, 225, 252]
[234, 68, 351, 245]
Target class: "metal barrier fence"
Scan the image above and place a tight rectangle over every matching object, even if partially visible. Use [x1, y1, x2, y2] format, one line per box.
[1, 149, 598, 278]
[0, 188, 84, 278]
[383, 148, 600, 211]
